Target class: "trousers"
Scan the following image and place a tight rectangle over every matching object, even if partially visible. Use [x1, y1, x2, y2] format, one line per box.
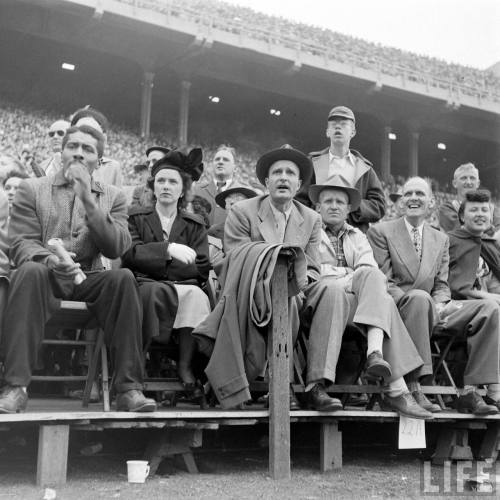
[397, 289, 500, 385]
[1, 262, 144, 392]
[301, 267, 422, 385]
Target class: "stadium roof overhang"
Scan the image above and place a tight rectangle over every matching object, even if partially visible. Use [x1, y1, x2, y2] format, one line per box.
[2, 0, 499, 146]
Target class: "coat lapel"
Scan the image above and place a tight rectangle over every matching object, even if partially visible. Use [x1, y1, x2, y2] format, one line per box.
[283, 205, 304, 246]
[144, 210, 164, 242]
[312, 154, 330, 184]
[258, 198, 281, 244]
[391, 218, 420, 280]
[168, 214, 187, 243]
[414, 223, 439, 289]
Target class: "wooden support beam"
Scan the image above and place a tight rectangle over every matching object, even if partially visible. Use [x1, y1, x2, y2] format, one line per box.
[37, 425, 70, 487]
[478, 422, 500, 461]
[268, 254, 291, 479]
[320, 422, 342, 472]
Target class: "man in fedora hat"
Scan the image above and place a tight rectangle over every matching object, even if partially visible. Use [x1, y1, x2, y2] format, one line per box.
[298, 105, 385, 233]
[311, 175, 433, 418]
[224, 145, 357, 411]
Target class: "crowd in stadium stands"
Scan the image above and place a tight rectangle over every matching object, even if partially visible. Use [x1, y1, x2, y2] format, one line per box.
[119, 0, 500, 99]
[0, 100, 495, 229]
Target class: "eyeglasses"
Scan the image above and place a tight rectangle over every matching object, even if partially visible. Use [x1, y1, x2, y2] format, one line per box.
[48, 130, 65, 138]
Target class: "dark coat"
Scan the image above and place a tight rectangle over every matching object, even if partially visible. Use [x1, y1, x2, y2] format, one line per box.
[296, 148, 385, 232]
[122, 205, 210, 284]
[448, 227, 500, 299]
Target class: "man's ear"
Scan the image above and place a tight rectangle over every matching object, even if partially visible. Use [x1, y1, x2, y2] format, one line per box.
[297, 178, 302, 190]
[315, 202, 321, 213]
[351, 126, 356, 139]
[428, 196, 436, 210]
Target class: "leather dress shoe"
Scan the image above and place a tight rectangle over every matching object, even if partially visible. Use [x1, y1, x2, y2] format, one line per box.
[307, 384, 343, 411]
[484, 395, 500, 410]
[381, 392, 433, 419]
[116, 390, 157, 412]
[365, 351, 392, 381]
[412, 390, 441, 413]
[455, 391, 498, 416]
[0, 386, 28, 414]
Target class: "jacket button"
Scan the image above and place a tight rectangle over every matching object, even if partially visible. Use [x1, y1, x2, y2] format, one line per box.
[72, 231, 79, 237]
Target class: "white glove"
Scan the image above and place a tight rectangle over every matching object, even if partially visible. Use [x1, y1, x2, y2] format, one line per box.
[168, 243, 197, 265]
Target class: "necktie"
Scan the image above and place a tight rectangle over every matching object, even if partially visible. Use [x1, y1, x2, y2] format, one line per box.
[276, 211, 287, 243]
[216, 181, 226, 193]
[412, 226, 422, 261]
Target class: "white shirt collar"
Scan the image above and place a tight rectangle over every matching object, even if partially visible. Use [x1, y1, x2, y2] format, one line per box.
[269, 200, 293, 222]
[213, 178, 233, 191]
[404, 218, 424, 239]
[328, 150, 355, 166]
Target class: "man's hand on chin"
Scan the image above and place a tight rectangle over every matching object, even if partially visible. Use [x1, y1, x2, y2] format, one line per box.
[65, 162, 92, 202]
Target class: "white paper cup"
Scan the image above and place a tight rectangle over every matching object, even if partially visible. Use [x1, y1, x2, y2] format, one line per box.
[127, 460, 150, 483]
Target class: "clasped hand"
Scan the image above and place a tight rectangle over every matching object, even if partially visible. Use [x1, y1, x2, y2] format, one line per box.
[168, 243, 196, 265]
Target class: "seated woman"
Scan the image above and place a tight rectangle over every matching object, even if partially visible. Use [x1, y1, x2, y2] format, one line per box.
[122, 149, 211, 394]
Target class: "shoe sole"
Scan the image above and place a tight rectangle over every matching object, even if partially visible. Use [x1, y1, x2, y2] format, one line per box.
[306, 403, 343, 412]
[456, 407, 499, 416]
[380, 403, 433, 420]
[365, 363, 392, 381]
[116, 402, 157, 412]
[0, 407, 26, 414]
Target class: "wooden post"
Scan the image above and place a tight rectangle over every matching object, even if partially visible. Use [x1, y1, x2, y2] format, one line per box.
[320, 422, 342, 471]
[37, 425, 70, 486]
[269, 254, 291, 479]
[478, 422, 500, 461]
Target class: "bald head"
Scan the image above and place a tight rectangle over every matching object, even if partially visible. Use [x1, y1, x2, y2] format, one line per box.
[48, 119, 70, 153]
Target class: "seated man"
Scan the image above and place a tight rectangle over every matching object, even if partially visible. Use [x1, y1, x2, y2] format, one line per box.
[0, 124, 156, 413]
[311, 176, 432, 418]
[222, 145, 381, 411]
[368, 177, 500, 415]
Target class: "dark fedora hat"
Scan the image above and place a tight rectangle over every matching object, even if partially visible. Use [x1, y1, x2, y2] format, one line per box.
[308, 175, 361, 211]
[215, 186, 258, 209]
[145, 145, 171, 157]
[255, 144, 313, 185]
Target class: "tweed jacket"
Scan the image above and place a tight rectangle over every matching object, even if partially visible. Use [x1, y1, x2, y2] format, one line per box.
[296, 148, 385, 232]
[367, 217, 451, 304]
[9, 170, 131, 271]
[92, 156, 123, 188]
[122, 204, 210, 284]
[224, 195, 321, 285]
